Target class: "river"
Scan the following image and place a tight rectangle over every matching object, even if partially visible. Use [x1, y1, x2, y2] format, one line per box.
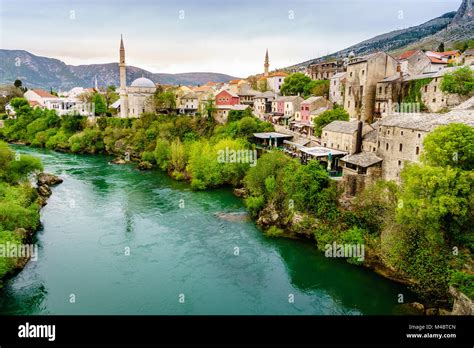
[0, 145, 414, 315]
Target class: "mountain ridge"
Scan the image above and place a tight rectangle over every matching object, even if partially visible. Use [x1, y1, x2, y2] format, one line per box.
[0, 49, 239, 90]
[286, 0, 473, 70]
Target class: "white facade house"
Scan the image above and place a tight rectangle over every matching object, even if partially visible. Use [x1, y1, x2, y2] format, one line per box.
[266, 72, 288, 93]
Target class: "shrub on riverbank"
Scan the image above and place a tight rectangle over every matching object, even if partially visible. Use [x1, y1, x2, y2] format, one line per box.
[0, 141, 43, 286]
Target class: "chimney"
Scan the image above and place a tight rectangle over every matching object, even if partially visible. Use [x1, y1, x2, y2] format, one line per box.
[355, 121, 363, 154]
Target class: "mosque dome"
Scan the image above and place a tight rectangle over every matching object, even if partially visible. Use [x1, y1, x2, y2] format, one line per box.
[130, 77, 156, 88]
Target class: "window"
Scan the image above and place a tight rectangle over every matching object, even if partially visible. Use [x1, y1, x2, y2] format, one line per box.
[378, 141, 380, 148]
[345, 146, 348, 150]
[324, 132, 327, 136]
[349, 87, 352, 95]
[373, 147, 376, 152]
[433, 98, 436, 103]
[379, 87, 382, 94]
[387, 130, 390, 135]
[334, 80, 336, 85]
[386, 143, 389, 151]
[418, 133, 421, 138]
[416, 146, 420, 155]
[399, 143, 403, 152]
[424, 86, 428, 92]
[398, 160, 402, 166]
[331, 143, 333, 147]
[434, 86, 437, 92]
[324, 143, 327, 147]
[350, 72, 353, 77]
[360, 86, 364, 95]
[362, 70, 365, 75]
[401, 131, 404, 136]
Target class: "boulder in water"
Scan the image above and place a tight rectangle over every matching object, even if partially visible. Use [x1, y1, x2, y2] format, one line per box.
[214, 212, 250, 222]
[37, 173, 63, 186]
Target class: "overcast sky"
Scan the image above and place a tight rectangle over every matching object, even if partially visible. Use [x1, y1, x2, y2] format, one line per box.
[0, 0, 461, 77]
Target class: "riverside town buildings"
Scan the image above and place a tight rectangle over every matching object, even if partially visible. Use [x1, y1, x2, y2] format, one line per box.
[16, 37, 473, 198]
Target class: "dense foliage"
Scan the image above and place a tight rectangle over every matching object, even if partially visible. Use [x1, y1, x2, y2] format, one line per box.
[312, 106, 350, 137]
[440, 66, 474, 96]
[0, 141, 43, 285]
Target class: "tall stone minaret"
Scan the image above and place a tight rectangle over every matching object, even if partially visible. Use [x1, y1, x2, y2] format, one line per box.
[264, 49, 269, 77]
[119, 35, 128, 118]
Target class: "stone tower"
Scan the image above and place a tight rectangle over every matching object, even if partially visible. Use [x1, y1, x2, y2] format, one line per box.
[264, 49, 269, 77]
[119, 35, 128, 118]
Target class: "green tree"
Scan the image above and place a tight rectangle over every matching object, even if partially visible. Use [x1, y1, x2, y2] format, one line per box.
[422, 123, 474, 170]
[9, 97, 29, 111]
[312, 107, 350, 137]
[438, 42, 445, 52]
[304, 80, 329, 97]
[13, 79, 22, 89]
[440, 66, 474, 96]
[280, 73, 311, 96]
[92, 93, 107, 116]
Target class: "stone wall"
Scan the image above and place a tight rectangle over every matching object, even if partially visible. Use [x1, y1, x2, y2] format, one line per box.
[376, 124, 426, 182]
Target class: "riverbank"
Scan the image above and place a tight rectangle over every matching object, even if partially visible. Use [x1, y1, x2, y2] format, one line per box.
[0, 145, 417, 315]
[1, 106, 472, 313]
[0, 170, 61, 287]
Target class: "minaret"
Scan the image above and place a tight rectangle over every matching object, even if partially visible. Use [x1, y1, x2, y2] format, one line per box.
[264, 49, 269, 77]
[119, 35, 128, 118]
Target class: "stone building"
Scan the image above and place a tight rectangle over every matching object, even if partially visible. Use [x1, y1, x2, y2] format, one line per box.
[329, 72, 346, 105]
[344, 52, 399, 122]
[253, 91, 277, 119]
[374, 72, 408, 118]
[398, 50, 435, 75]
[375, 109, 474, 182]
[461, 48, 474, 66]
[339, 152, 383, 196]
[321, 120, 374, 154]
[307, 59, 346, 80]
[176, 92, 198, 115]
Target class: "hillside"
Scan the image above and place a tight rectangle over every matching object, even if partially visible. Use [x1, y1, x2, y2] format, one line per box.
[287, 0, 473, 70]
[0, 50, 238, 90]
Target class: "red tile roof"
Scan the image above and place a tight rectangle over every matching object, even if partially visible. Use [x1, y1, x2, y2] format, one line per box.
[429, 56, 448, 64]
[434, 50, 460, 57]
[28, 100, 41, 107]
[32, 89, 55, 98]
[398, 50, 418, 60]
[229, 79, 241, 84]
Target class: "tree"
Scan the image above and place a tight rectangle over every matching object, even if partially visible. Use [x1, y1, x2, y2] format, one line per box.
[312, 107, 350, 137]
[438, 42, 445, 53]
[92, 93, 107, 115]
[422, 123, 474, 171]
[0, 86, 23, 112]
[204, 98, 216, 118]
[280, 72, 311, 96]
[304, 80, 329, 97]
[152, 87, 176, 113]
[9, 97, 30, 111]
[104, 85, 119, 109]
[440, 66, 474, 96]
[14, 79, 22, 88]
[283, 160, 334, 216]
